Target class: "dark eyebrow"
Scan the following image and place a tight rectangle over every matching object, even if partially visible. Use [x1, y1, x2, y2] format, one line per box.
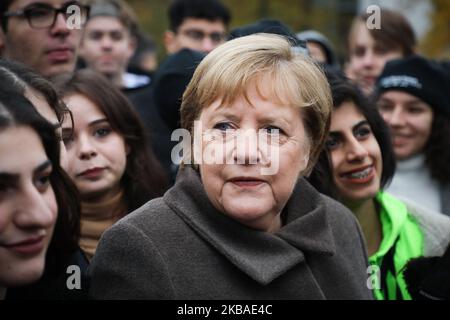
[0, 161, 52, 188]
[0, 172, 19, 187]
[34, 160, 52, 175]
[329, 120, 369, 137]
[352, 120, 369, 131]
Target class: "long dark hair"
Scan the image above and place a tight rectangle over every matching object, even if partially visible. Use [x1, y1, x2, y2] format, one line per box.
[0, 86, 80, 273]
[54, 69, 168, 212]
[424, 113, 450, 185]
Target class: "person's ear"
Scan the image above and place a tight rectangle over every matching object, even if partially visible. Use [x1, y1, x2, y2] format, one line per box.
[164, 30, 177, 54]
[126, 35, 137, 60]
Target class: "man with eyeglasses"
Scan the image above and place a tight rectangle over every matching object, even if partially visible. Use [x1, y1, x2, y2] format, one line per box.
[164, 0, 231, 54]
[0, 0, 89, 78]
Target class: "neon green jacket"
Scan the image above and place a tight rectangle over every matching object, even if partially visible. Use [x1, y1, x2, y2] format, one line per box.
[369, 191, 423, 300]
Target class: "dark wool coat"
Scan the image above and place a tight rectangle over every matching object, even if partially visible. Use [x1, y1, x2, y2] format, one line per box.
[89, 167, 373, 300]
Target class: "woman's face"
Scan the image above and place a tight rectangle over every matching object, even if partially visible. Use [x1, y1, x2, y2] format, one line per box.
[62, 94, 128, 201]
[25, 88, 69, 170]
[327, 101, 382, 203]
[197, 81, 310, 232]
[0, 126, 57, 287]
[347, 21, 403, 95]
[378, 91, 434, 160]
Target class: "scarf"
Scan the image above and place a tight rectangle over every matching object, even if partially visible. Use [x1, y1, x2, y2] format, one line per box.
[79, 189, 126, 260]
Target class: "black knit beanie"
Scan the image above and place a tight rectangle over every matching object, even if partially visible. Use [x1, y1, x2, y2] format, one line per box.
[375, 55, 450, 119]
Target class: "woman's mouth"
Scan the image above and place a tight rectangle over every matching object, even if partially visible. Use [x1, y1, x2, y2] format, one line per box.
[229, 177, 265, 188]
[78, 167, 105, 179]
[2, 236, 46, 255]
[340, 166, 375, 184]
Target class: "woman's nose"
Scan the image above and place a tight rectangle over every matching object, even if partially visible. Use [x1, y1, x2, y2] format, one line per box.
[233, 129, 261, 165]
[387, 106, 405, 127]
[346, 138, 368, 162]
[77, 135, 97, 160]
[15, 185, 56, 230]
[362, 50, 375, 68]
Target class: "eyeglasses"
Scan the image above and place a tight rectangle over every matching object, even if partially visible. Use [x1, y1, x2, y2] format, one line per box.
[181, 29, 227, 44]
[3, 1, 90, 29]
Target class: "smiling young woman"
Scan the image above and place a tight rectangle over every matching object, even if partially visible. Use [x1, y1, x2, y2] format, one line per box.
[375, 55, 450, 216]
[310, 71, 450, 300]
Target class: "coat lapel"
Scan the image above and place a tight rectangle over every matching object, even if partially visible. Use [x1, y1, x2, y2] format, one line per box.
[164, 166, 335, 285]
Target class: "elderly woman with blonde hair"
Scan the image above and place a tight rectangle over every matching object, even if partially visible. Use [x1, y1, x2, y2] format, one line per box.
[89, 34, 373, 299]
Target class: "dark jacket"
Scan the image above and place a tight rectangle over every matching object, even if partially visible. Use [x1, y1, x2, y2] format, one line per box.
[6, 249, 89, 300]
[89, 167, 373, 300]
[122, 72, 176, 182]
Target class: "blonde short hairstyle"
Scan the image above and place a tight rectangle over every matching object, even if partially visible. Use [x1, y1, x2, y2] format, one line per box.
[181, 33, 332, 173]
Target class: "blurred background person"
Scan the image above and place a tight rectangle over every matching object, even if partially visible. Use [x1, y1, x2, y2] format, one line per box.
[129, 30, 158, 73]
[375, 55, 450, 216]
[296, 29, 339, 68]
[55, 70, 168, 260]
[80, 0, 143, 90]
[164, 0, 230, 54]
[346, 8, 416, 96]
[0, 0, 89, 78]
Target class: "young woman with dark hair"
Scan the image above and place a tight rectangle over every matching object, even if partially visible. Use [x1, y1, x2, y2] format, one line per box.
[54, 69, 168, 259]
[0, 87, 87, 300]
[310, 73, 450, 300]
[0, 60, 88, 299]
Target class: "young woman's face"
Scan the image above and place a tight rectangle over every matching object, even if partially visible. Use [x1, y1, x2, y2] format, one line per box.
[0, 126, 57, 287]
[327, 101, 383, 203]
[378, 91, 434, 160]
[62, 94, 128, 201]
[347, 21, 403, 95]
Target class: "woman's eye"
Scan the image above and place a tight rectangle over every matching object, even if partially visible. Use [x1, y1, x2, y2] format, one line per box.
[213, 122, 233, 131]
[407, 106, 425, 114]
[377, 103, 393, 112]
[262, 126, 282, 135]
[35, 175, 51, 192]
[62, 132, 74, 147]
[94, 127, 111, 137]
[355, 127, 371, 139]
[0, 183, 12, 199]
[326, 137, 339, 150]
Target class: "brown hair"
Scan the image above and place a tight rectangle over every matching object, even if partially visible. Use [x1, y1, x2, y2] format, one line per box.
[348, 8, 416, 57]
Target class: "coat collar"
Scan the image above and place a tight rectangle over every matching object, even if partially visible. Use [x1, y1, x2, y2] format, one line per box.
[164, 166, 336, 285]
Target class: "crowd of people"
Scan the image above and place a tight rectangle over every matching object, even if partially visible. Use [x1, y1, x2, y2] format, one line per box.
[1, 0, 449, 300]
